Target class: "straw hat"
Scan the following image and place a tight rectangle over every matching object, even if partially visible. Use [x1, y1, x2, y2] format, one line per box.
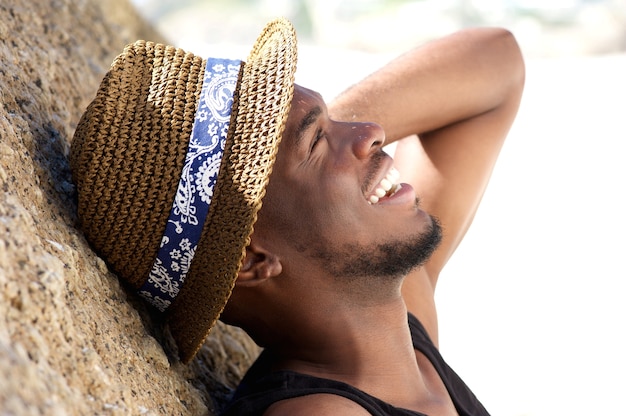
[70, 18, 297, 363]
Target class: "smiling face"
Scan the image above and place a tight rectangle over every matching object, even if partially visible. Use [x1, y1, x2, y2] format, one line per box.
[253, 85, 441, 283]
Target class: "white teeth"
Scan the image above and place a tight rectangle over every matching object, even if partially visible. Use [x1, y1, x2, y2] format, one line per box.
[367, 167, 401, 205]
[388, 167, 400, 182]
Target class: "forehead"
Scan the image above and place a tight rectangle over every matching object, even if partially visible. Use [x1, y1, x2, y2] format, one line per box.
[290, 84, 324, 111]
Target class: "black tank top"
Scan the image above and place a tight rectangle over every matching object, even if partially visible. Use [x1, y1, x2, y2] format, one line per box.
[222, 313, 490, 415]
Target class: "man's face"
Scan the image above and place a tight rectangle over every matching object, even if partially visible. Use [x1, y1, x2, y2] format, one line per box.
[255, 85, 441, 281]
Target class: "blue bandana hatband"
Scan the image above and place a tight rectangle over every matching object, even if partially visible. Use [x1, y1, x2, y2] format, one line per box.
[138, 58, 242, 312]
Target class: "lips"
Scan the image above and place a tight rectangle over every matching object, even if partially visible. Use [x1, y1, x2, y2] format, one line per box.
[367, 166, 401, 204]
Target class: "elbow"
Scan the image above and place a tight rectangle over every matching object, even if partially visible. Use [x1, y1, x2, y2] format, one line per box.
[461, 26, 526, 108]
[494, 28, 526, 98]
[481, 27, 526, 111]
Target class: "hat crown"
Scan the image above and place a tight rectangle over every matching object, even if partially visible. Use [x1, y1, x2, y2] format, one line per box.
[71, 40, 206, 288]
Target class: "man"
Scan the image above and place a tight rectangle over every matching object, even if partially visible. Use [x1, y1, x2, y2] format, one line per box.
[220, 28, 524, 415]
[70, 18, 523, 416]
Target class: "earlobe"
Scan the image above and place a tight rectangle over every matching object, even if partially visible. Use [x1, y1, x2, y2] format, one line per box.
[237, 241, 282, 286]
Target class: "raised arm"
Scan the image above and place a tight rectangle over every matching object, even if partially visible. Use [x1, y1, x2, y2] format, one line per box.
[329, 28, 525, 340]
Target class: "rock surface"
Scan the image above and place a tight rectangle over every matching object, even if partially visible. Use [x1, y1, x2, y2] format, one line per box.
[0, 0, 259, 414]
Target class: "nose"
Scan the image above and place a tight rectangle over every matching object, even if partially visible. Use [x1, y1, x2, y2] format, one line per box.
[345, 122, 386, 159]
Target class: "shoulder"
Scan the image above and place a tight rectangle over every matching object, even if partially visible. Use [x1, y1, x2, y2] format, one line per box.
[263, 393, 372, 416]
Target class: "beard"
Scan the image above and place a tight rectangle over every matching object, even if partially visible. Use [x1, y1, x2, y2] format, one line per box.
[310, 213, 442, 281]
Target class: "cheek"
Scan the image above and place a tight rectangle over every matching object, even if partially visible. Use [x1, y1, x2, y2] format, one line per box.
[255, 177, 308, 242]
[257, 155, 365, 248]
[255, 182, 329, 251]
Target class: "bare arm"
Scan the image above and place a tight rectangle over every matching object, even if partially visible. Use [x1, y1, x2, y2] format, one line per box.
[329, 28, 525, 342]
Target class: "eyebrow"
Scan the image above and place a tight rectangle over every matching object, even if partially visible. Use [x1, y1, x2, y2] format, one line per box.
[295, 105, 322, 149]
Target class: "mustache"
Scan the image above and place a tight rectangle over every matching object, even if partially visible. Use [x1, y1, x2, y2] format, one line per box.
[361, 150, 387, 195]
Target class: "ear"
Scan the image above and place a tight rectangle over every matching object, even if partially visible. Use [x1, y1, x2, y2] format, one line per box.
[237, 240, 282, 287]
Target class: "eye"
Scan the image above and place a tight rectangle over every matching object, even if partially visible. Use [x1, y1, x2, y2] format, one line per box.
[311, 129, 323, 152]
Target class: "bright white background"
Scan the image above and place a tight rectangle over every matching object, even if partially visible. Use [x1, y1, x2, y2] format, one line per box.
[132, 1, 626, 414]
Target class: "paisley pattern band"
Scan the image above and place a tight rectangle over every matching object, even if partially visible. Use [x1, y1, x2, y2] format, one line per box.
[138, 58, 242, 312]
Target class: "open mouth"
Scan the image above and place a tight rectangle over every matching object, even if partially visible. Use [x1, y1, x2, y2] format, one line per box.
[367, 167, 401, 205]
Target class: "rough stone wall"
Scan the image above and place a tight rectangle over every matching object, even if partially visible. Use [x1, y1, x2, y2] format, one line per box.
[0, 1, 259, 414]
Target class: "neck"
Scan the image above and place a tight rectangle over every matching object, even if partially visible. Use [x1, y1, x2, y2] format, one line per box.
[265, 293, 429, 406]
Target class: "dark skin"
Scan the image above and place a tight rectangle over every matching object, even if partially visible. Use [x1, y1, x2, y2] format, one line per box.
[220, 27, 525, 415]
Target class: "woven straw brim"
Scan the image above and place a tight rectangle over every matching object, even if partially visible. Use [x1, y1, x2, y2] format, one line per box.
[165, 18, 297, 363]
[70, 18, 297, 364]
